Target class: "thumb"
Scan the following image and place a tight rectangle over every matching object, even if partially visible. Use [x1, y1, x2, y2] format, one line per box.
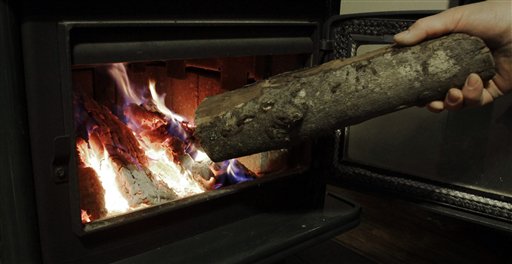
[394, 8, 463, 45]
[394, 29, 418, 45]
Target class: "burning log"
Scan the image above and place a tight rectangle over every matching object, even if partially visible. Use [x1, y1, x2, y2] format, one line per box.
[123, 102, 217, 187]
[77, 147, 108, 221]
[76, 93, 179, 209]
[194, 33, 496, 161]
[75, 63, 261, 223]
[124, 103, 186, 163]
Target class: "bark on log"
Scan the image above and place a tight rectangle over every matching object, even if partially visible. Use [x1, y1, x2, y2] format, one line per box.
[194, 33, 496, 162]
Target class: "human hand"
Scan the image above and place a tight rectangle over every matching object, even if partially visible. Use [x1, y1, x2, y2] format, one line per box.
[394, 0, 512, 112]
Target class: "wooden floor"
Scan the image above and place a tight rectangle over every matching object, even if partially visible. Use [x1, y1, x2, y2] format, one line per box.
[285, 185, 512, 264]
[284, 239, 375, 264]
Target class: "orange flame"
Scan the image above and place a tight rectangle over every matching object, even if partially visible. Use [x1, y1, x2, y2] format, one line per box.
[76, 64, 255, 224]
[81, 209, 92, 223]
[77, 78, 209, 223]
[138, 136, 205, 197]
[77, 139, 130, 214]
[137, 79, 205, 196]
[148, 79, 185, 123]
[107, 63, 142, 105]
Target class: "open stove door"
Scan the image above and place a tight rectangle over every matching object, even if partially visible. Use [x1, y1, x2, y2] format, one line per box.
[321, 11, 512, 231]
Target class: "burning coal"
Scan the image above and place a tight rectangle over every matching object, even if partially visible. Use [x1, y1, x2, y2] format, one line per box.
[75, 63, 255, 224]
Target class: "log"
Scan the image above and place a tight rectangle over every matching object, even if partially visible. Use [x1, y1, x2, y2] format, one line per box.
[123, 103, 187, 163]
[77, 147, 108, 222]
[76, 93, 179, 208]
[194, 33, 496, 162]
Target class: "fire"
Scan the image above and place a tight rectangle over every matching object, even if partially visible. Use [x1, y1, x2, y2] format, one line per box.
[75, 63, 255, 224]
[107, 63, 142, 105]
[77, 139, 130, 214]
[139, 140, 205, 197]
[192, 149, 209, 162]
[81, 210, 92, 223]
[148, 80, 185, 123]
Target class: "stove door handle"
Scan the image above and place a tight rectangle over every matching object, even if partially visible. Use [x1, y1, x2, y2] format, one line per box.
[52, 135, 70, 183]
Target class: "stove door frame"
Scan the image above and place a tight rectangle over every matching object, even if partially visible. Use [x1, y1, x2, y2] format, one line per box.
[20, 17, 361, 263]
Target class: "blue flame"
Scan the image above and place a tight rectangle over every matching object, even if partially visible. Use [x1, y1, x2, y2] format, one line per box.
[166, 120, 189, 143]
[213, 159, 254, 189]
[96, 63, 256, 190]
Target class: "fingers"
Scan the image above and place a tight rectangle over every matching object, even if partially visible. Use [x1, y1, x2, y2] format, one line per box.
[394, 1, 510, 113]
[426, 89, 463, 113]
[444, 88, 464, 111]
[426, 100, 445, 113]
[479, 79, 503, 105]
[425, 74, 499, 113]
[394, 8, 463, 45]
[460, 74, 501, 107]
[462, 73, 484, 107]
[393, 18, 439, 45]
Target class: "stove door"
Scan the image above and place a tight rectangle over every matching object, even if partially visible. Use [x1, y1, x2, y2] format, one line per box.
[322, 11, 512, 230]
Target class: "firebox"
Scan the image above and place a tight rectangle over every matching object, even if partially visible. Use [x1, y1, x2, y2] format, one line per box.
[73, 54, 314, 227]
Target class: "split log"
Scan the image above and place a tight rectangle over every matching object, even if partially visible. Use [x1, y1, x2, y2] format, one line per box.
[77, 143, 108, 221]
[76, 93, 179, 207]
[194, 33, 496, 162]
[123, 103, 187, 163]
[123, 102, 215, 190]
[123, 102, 256, 190]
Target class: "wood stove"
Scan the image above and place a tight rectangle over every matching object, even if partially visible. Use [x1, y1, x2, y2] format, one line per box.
[1, 1, 362, 263]
[2, 1, 510, 263]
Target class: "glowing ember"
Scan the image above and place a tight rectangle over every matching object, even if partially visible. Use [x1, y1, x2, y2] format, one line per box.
[81, 209, 92, 223]
[192, 149, 209, 162]
[139, 141, 205, 197]
[77, 140, 130, 214]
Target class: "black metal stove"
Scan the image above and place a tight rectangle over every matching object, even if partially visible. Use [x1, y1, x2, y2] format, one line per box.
[1, 1, 362, 263]
[2, 1, 511, 263]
